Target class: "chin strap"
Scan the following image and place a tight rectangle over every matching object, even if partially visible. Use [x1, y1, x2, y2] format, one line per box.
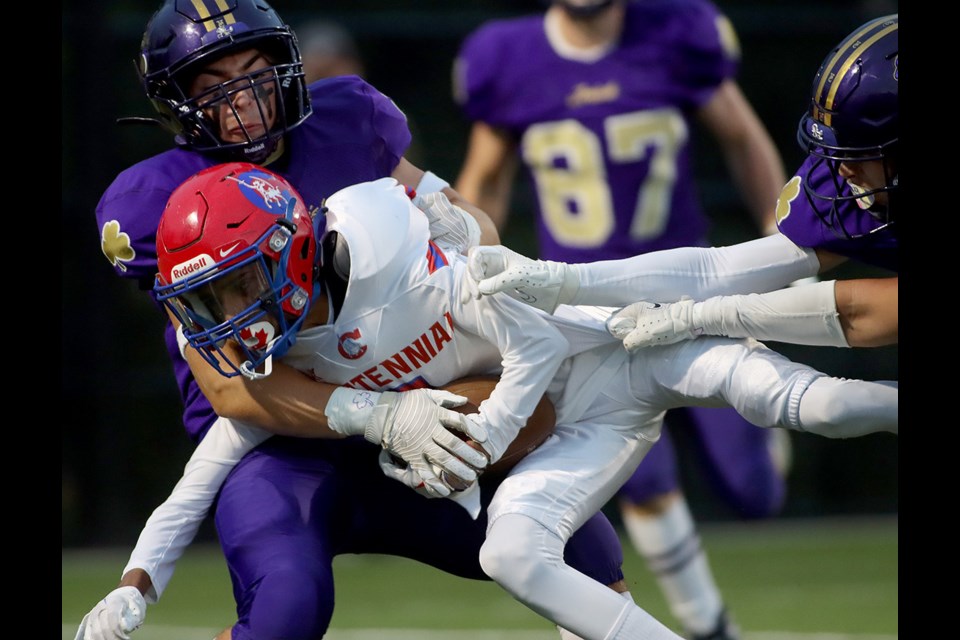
[240, 354, 273, 380]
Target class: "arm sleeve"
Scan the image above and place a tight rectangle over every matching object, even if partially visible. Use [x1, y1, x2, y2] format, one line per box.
[122, 418, 270, 603]
[694, 279, 850, 347]
[451, 267, 569, 463]
[569, 233, 820, 306]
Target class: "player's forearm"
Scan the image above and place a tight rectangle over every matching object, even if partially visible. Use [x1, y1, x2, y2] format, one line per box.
[460, 290, 568, 462]
[569, 234, 820, 306]
[691, 280, 849, 347]
[835, 277, 898, 347]
[118, 568, 153, 596]
[123, 418, 270, 602]
[186, 344, 342, 437]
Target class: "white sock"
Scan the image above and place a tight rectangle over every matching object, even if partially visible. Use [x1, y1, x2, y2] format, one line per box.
[621, 496, 723, 634]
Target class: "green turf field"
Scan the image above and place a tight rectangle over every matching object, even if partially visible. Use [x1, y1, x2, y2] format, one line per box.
[62, 515, 897, 639]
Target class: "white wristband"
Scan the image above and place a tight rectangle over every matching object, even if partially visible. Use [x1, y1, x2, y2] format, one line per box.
[415, 171, 451, 195]
[324, 387, 382, 437]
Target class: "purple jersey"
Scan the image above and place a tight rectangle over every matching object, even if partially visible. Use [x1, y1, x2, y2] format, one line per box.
[455, 0, 738, 262]
[776, 157, 898, 272]
[96, 76, 411, 442]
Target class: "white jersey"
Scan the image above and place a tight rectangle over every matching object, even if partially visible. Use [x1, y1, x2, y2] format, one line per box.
[285, 178, 639, 450]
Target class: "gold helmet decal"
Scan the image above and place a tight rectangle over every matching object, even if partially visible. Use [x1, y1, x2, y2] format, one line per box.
[101, 220, 135, 273]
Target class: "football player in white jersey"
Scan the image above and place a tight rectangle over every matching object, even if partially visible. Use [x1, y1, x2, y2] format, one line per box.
[135, 163, 896, 640]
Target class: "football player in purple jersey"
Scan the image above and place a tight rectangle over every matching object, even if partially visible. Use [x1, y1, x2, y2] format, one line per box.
[603, 14, 898, 350]
[76, 2, 630, 639]
[453, 1, 788, 637]
[459, 16, 897, 414]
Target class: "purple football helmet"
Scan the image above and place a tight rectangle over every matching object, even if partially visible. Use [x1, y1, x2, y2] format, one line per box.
[138, 0, 311, 163]
[797, 14, 898, 238]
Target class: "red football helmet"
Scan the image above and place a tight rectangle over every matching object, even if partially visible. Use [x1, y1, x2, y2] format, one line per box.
[154, 162, 321, 378]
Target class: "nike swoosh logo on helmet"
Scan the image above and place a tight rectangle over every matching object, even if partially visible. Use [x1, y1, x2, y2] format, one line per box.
[219, 242, 242, 258]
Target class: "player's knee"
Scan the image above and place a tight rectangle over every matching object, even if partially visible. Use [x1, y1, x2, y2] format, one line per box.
[481, 519, 550, 599]
[244, 566, 335, 640]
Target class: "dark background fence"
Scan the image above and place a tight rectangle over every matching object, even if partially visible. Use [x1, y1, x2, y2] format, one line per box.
[61, 0, 898, 547]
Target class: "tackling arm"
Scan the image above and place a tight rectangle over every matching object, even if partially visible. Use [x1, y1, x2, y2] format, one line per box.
[463, 234, 821, 313]
[179, 319, 342, 437]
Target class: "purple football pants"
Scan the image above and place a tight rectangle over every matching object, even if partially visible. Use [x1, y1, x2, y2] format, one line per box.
[216, 436, 624, 640]
[618, 406, 786, 519]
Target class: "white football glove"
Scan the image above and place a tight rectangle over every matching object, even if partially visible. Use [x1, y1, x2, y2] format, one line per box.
[74, 586, 146, 640]
[325, 388, 489, 497]
[605, 298, 701, 352]
[461, 245, 579, 313]
[414, 191, 482, 255]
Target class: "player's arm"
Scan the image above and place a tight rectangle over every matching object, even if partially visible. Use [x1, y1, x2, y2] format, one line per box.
[698, 79, 786, 234]
[182, 330, 340, 437]
[392, 156, 500, 245]
[75, 417, 270, 639]
[604, 244, 895, 350]
[453, 121, 519, 232]
[451, 265, 570, 465]
[463, 233, 821, 313]
[835, 277, 898, 347]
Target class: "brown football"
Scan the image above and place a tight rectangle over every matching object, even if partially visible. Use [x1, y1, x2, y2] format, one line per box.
[441, 375, 556, 481]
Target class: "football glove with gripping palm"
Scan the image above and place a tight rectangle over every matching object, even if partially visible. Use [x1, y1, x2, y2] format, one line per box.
[462, 245, 579, 313]
[74, 586, 146, 640]
[606, 298, 700, 351]
[325, 387, 490, 497]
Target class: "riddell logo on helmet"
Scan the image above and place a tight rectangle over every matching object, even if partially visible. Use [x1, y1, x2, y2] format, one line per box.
[171, 254, 214, 281]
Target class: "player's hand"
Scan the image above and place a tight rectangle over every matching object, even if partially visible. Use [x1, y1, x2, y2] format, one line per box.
[605, 298, 701, 352]
[377, 449, 481, 496]
[368, 389, 490, 497]
[461, 245, 579, 313]
[414, 191, 481, 255]
[74, 586, 146, 640]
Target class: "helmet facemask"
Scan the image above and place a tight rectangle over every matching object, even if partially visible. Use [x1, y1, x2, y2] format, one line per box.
[798, 122, 898, 240]
[795, 15, 898, 240]
[158, 213, 312, 379]
[138, 1, 311, 163]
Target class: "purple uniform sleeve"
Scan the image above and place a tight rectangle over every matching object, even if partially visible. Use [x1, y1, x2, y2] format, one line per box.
[95, 75, 413, 442]
[455, 0, 740, 262]
[775, 157, 899, 272]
